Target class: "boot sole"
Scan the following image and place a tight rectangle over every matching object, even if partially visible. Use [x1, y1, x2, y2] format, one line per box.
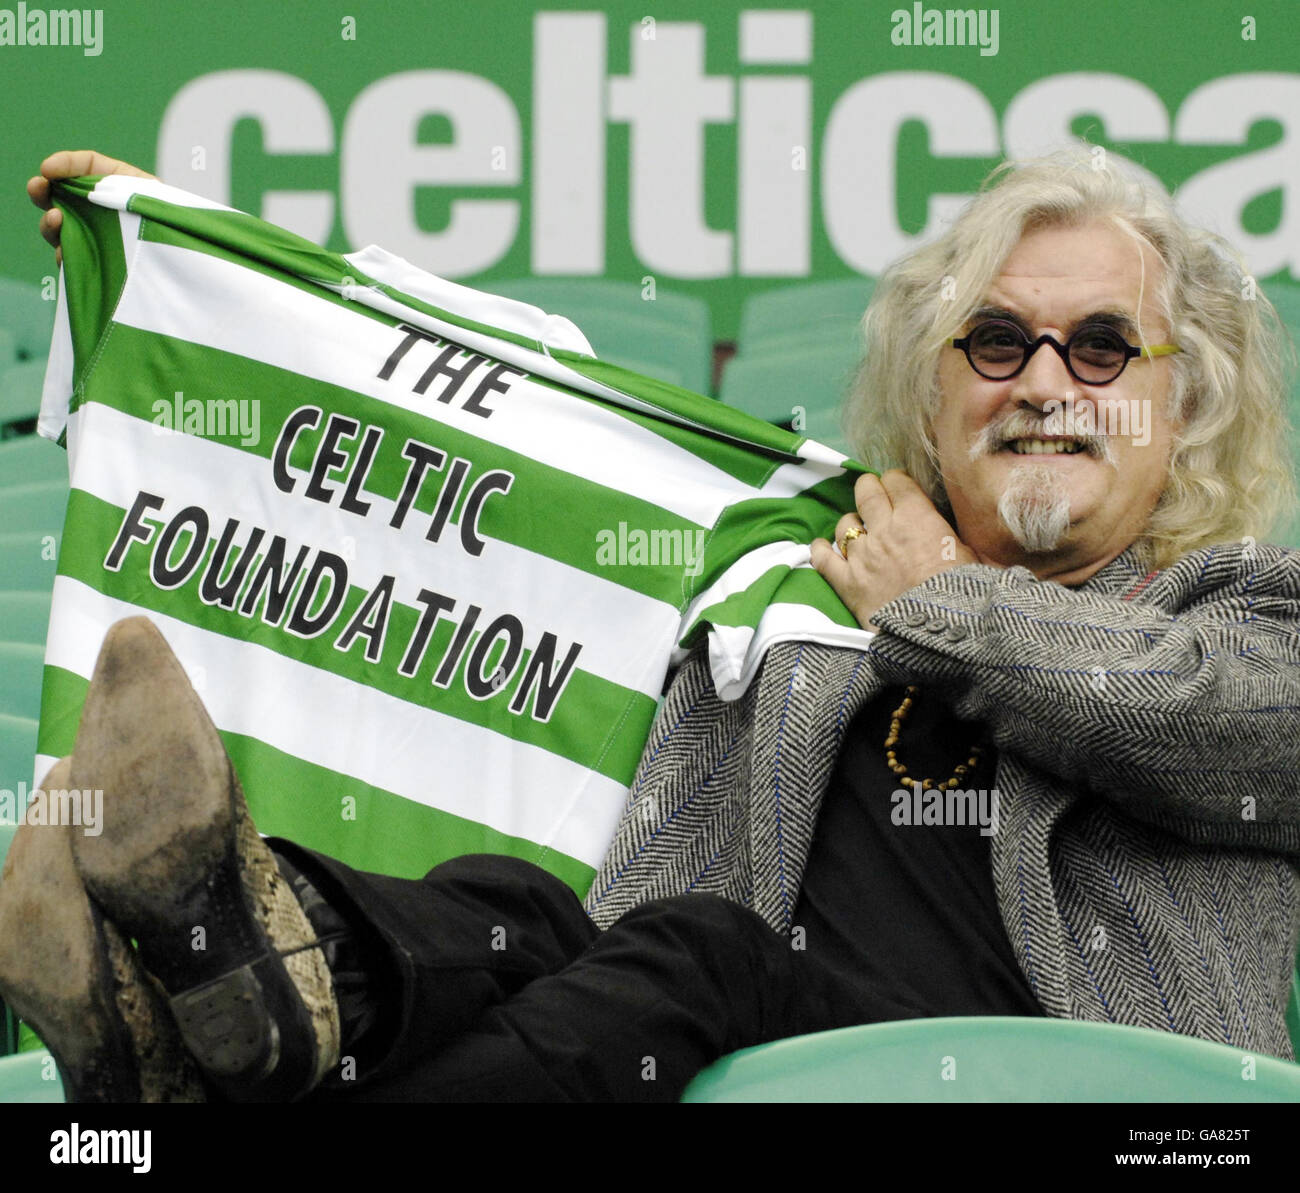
[69, 618, 339, 1101]
[0, 758, 204, 1102]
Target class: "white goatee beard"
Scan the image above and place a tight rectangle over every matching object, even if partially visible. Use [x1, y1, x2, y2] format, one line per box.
[997, 463, 1072, 554]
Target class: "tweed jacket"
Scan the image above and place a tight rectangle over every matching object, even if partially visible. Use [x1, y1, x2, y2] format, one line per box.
[583, 538, 1300, 1061]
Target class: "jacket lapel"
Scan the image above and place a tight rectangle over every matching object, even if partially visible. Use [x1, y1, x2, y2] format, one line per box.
[750, 546, 1158, 931]
[748, 640, 888, 930]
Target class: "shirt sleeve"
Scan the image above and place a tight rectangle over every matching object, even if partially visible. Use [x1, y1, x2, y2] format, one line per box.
[674, 456, 873, 700]
[866, 540, 1300, 853]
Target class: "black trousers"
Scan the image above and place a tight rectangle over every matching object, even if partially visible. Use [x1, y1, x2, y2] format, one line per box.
[271, 844, 940, 1102]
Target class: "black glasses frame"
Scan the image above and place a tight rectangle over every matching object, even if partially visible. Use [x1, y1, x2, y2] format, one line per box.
[951, 318, 1171, 387]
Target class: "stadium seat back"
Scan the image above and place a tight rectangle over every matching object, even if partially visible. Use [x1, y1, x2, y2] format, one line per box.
[0, 642, 44, 720]
[719, 336, 864, 435]
[681, 1016, 1300, 1102]
[489, 279, 714, 394]
[568, 309, 707, 393]
[490, 277, 712, 337]
[1272, 290, 1300, 549]
[0, 591, 54, 647]
[0, 436, 66, 488]
[0, 479, 68, 535]
[1288, 956, 1300, 1057]
[737, 279, 874, 355]
[0, 715, 38, 801]
[0, 532, 60, 591]
[0, 279, 54, 363]
[0, 1051, 64, 1101]
[1263, 280, 1300, 332]
[0, 361, 49, 438]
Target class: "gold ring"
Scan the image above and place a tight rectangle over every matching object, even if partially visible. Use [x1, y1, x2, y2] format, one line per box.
[841, 526, 865, 552]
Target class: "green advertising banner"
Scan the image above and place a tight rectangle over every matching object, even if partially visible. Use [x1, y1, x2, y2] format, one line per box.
[2, 0, 1298, 338]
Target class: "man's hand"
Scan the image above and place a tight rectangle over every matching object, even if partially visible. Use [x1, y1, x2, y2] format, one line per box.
[28, 150, 157, 266]
[810, 469, 980, 630]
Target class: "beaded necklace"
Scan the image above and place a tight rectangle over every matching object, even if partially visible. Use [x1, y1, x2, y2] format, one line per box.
[884, 685, 983, 792]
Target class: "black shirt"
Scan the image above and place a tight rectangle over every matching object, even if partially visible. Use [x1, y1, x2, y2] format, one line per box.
[791, 685, 1043, 1018]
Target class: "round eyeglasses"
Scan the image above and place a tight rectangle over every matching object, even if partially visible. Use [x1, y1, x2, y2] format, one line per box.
[952, 319, 1180, 386]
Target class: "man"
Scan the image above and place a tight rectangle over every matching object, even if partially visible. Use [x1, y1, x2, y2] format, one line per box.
[2, 148, 1298, 1102]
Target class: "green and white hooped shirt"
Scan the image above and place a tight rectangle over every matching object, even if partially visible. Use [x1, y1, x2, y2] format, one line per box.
[35, 174, 874, 895]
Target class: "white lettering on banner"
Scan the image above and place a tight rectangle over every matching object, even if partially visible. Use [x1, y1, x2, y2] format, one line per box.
[154, 14, 1300, 280]
[739, 11, 813, 275]
[1175, 74, 1300, 277]
[1003, 73, 1169, 167]
[824, 72, 999, 273]
[158, 70, 336, 242]
[532, 12, 607, 274]
[340, 70, 521, 275]
[607, 22, 735, 277]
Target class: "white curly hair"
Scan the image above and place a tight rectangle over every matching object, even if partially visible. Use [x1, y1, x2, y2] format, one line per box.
[843, 148, 1297, 567]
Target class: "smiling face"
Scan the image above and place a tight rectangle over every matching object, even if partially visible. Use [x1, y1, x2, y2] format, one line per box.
[932, 219, 1179, 583]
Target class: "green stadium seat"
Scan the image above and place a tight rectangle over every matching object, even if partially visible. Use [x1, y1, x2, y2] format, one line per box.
[1289, 963, 1300, 1056]
[571, 311, 708, 394]
[0, 1051, 64, 1102]
[0, 592, 53, 646]
[0, 435, 66, 488]
[737, 278, 874, 355]
[491, 277, 712, 339]
[798, 402, 856, 461]
[0, 279, 54, 363]
[0, 642, 44, 720]
[531, 308, 698, 388]
[0, 479, 68, 534]
[718, 335, 864, 449]
[681, 1016, 1300, 1102]
[1271, 288, 1300, 548]
[0, 532, 60, 591]
[0, 360, 48, 438]
[587, 354, 688, 389]
[1280, 504, 1300, 551]
[489, 278, 714, 395]
[0, 713, 37, 797]
[1263, 280, 1300, 331]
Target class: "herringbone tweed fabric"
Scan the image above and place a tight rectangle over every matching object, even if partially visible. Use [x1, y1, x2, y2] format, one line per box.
[584, 539, 1300, 1060]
